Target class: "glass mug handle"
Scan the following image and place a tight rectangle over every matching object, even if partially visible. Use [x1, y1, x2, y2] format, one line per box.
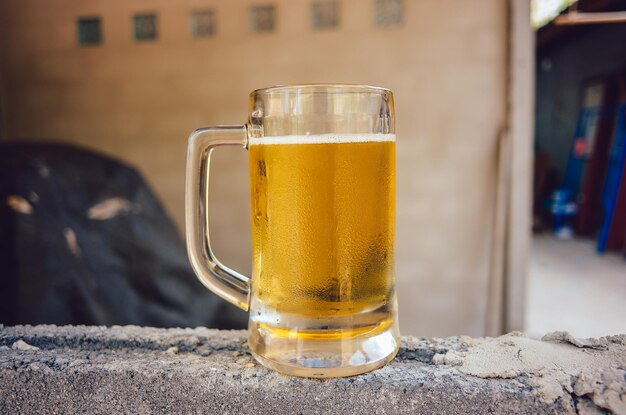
[185, 125, 250, 311]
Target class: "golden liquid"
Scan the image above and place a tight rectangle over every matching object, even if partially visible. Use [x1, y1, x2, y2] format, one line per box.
[248, 138, 395, 319]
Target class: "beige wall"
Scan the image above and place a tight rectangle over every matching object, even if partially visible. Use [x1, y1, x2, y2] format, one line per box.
[0, 0, 525, 336]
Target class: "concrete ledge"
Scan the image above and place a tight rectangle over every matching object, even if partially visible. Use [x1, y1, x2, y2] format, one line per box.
[0, 326, 624, 414]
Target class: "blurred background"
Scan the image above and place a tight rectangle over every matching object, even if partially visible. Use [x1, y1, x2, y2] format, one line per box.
[0, 0, 624, 338]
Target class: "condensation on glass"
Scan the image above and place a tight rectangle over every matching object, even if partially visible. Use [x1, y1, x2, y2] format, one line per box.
[185, 84, 399, 378]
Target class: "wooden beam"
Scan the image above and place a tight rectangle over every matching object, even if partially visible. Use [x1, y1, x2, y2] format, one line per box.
[505, 0, 534, 333]
[555, 10, 626, 25]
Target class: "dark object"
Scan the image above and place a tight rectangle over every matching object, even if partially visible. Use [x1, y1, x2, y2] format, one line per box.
[77, 17, 102, 46]
[563, 77, 618, 236]
[598, 74, 626, 254]
[532, 150, 561, 232]
[133, 14, 158, 41]
[0, 141, 247, 329]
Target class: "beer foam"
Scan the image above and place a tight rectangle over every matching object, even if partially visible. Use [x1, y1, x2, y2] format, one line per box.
[248, 134, 395, 146]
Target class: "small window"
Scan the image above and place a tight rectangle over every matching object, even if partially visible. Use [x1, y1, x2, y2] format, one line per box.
[250, 5, 276, 33]
[311, 1, 339, 30]
[77, 17, 102, 46]
[374, 0, 403, 27]
[133, 13, 158, 41]
[190, 10, 216, 37]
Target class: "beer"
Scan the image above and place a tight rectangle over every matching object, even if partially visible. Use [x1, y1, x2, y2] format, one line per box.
[248, 134, 396, 339]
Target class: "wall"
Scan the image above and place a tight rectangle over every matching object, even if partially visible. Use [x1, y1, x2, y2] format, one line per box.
[535, 23, 626, 179]
[0, 0, 515, 336]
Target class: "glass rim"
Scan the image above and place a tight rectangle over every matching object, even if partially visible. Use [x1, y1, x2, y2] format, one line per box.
[251, 83, 391, 96]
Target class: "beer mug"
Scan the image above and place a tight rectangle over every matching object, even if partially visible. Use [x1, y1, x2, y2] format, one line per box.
[186, 84, 399, 378]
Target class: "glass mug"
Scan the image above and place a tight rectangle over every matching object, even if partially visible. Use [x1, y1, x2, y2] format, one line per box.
[185, 84, 399, 378]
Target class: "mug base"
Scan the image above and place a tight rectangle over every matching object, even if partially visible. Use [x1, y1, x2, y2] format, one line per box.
[247, 319, 399, 378]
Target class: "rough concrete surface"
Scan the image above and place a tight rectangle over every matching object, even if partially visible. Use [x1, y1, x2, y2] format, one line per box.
[0, 326, 624, 414]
